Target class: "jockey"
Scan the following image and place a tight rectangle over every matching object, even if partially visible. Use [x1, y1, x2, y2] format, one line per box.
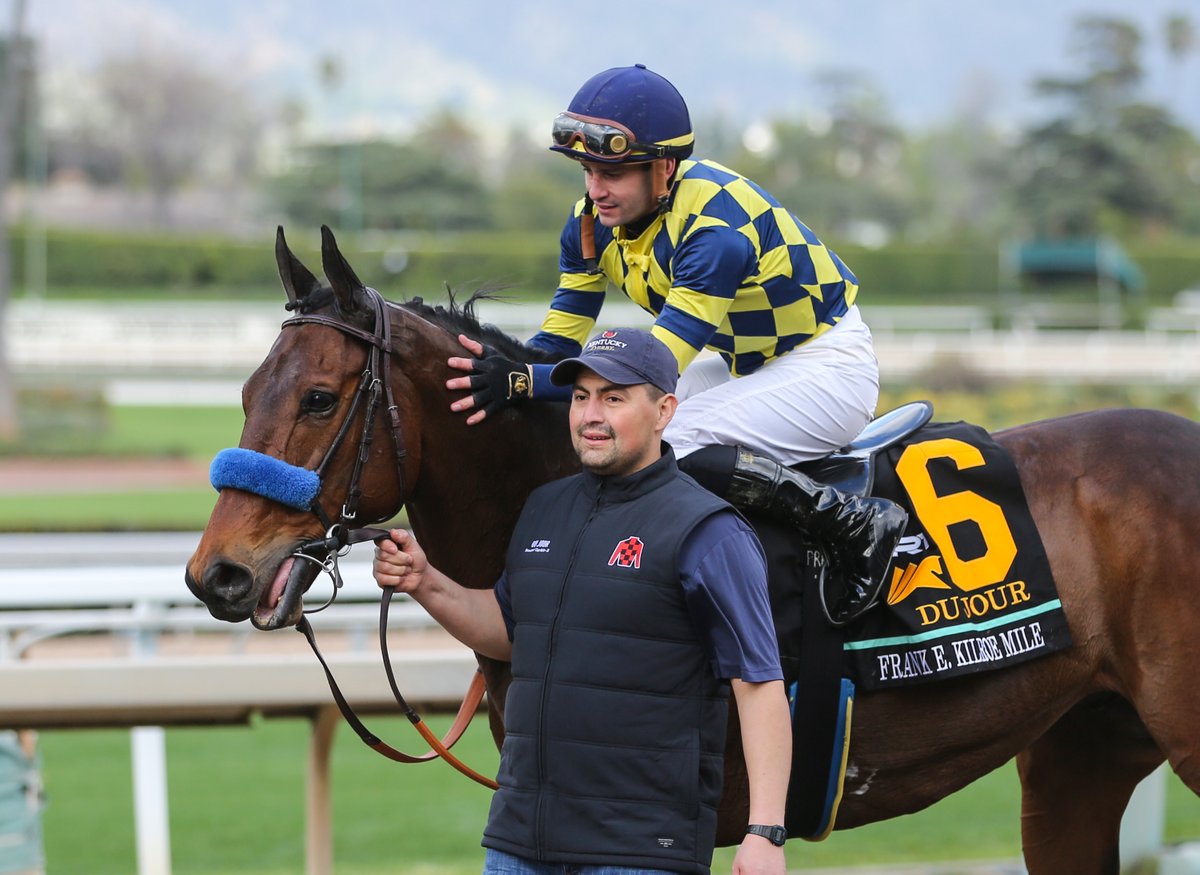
[447, 63, 907, 623]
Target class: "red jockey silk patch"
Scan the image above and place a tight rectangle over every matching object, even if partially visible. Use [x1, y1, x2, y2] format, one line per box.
[608, 536, 644, 569]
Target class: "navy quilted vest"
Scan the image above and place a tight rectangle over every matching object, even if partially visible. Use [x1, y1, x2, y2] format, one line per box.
[483, 451, 731, 873]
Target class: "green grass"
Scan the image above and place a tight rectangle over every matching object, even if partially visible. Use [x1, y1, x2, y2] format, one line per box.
[0, 404, 241, 531]
[0, 489, 221, 532]
[4, 402, 245, 460]
[40, 716, 500, 875]
[34, 716, 1200, 872]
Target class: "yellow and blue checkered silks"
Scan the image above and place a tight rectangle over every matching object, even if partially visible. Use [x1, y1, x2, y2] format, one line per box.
[530, 159, 859, 377]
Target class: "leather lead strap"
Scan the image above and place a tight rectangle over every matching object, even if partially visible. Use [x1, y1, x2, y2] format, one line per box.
[281, 296, 497, 789]
[302, 524, 498, 787]
[297, 601, 497, 789]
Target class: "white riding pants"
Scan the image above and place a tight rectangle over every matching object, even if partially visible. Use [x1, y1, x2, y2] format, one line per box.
[664, 305, 880, 466]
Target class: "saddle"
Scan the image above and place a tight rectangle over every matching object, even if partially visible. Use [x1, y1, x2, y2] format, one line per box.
[799, 399, 934, 500]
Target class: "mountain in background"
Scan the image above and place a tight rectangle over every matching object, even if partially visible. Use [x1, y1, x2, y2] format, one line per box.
[31, 0, 1200, 140]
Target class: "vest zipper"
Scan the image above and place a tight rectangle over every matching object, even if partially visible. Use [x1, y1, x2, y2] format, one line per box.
[533, 480, 605, 858]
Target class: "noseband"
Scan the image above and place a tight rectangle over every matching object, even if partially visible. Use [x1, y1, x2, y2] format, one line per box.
[209, 288, 497, 790]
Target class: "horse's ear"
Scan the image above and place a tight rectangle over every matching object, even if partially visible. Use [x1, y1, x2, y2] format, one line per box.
[275, 226, 322, 310]
[320, 225, 373, 324]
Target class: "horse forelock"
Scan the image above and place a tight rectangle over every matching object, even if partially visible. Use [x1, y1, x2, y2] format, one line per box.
[399, 289, 562, 365]
[286, 284, 338, 315]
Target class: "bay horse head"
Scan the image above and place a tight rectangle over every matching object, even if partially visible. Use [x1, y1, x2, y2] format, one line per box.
[186, 226, 572, 631]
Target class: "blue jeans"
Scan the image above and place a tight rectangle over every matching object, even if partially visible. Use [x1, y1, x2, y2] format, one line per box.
[483, 847, 684, 875]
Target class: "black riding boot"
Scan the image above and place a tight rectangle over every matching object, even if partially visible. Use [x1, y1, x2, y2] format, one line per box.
[680, 444, 908, 625]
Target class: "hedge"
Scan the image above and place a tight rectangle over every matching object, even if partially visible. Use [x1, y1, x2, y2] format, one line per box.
[7, 226, 1200, 307]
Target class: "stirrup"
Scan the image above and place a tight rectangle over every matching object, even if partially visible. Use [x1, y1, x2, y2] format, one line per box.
[820, 560, 891, 627]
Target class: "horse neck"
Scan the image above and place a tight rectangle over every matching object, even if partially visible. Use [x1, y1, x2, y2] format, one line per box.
[394, 314, 577, 588]
[410, 403, 574, 586]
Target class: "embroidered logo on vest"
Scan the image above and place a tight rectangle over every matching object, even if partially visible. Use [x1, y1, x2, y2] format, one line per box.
[608, 536, 644, 568]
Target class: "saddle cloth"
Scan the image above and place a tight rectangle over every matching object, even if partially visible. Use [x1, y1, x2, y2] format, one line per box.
[843, 420, 1073, 691]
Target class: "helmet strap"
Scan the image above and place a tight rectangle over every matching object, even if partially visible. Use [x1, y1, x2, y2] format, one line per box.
[580, 193, 601, 275]
[651, 158, 675, 214]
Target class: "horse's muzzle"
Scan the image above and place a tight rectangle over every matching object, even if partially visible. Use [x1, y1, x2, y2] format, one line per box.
[186, 559, 260, 623]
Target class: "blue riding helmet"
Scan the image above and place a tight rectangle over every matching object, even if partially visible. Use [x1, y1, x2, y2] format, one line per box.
[550, 64, 694, 164]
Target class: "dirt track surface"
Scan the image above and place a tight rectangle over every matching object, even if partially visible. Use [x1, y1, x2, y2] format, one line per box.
[0, 457, 210, 494]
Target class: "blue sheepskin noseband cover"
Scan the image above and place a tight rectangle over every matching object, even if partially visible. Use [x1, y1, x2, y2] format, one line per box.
[210, 448, 321, 511]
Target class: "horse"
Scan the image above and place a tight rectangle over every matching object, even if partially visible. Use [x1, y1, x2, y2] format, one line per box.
[187, 226, 1200, 874]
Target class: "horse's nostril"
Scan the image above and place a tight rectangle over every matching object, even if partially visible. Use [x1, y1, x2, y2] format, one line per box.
[204, 559, 253, 600]
[196, 559, 257, 619]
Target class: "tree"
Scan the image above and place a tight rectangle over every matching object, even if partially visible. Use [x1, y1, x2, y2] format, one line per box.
[906, 123, 1016, 243]
[270, 136, 491, 232]
[490, 126, 583, 232]
[724, 69, 910, 245]
[0, 0, 29, 442]
[1165, 13, 1196, 118]
[92, 45, 263, 225]
[1012, 15, 1194, 237]
[896, 71, 1019, 243]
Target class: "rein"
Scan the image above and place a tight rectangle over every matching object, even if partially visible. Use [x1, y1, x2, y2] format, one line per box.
[278, 289, 498, 790]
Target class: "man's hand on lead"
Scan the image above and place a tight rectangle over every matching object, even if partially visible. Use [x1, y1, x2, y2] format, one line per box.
[373, 529, 429, 595]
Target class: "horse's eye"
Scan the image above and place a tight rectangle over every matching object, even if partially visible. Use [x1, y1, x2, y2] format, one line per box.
[301, 390, 338, 415]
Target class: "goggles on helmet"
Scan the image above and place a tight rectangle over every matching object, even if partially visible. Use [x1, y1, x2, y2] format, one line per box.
[551, 112, 672, 161]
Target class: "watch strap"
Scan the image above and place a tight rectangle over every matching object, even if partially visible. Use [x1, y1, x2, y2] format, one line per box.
[746, 823, 787, 846]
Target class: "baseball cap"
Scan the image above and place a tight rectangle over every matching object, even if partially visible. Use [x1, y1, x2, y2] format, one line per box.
[549, 328, 679, 394]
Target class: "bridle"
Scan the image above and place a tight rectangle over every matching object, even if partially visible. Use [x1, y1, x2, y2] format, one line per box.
[280, 287, 498, 790]
[284, 287, 407, 550]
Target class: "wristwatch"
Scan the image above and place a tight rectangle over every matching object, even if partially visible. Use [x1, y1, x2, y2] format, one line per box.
[746, 823, 787, 846]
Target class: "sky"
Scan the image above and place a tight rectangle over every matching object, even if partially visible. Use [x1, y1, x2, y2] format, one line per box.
[23, 0, 1200, 143]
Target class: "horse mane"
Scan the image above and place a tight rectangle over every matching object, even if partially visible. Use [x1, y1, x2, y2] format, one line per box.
[399, 289, 563, 364]
[288, 282, 563, 365]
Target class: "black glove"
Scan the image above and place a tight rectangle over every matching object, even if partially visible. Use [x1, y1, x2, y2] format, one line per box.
[468, 346, 533, 416]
